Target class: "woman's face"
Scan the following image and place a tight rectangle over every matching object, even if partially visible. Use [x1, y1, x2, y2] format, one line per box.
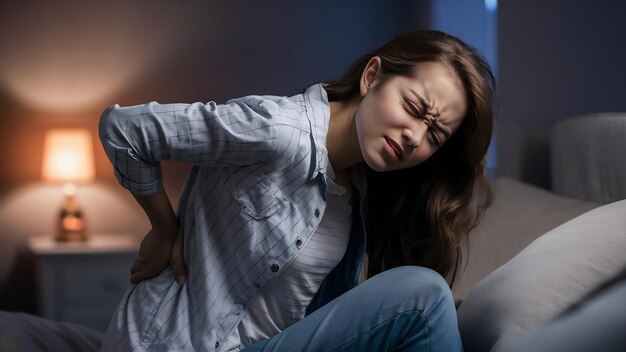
[355, 59, 468, 172]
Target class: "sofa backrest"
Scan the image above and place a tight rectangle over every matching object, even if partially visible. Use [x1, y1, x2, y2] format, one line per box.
[551, 113, 626, 203]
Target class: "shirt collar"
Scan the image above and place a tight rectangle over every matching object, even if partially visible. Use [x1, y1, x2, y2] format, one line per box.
[303, 83, 369, 202]
[303, 83, 330, 180]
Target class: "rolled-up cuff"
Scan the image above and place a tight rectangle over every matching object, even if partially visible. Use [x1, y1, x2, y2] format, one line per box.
[112, 160, 163, 198]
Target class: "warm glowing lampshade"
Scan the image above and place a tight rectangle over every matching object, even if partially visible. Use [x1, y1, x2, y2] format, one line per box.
[42, 129, 95, 183]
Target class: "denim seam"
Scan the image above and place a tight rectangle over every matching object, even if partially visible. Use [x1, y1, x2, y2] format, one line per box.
[330, 309, 430, 352]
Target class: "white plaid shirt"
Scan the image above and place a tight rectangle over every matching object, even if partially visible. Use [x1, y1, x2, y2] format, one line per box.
[98, 84, 368, 351]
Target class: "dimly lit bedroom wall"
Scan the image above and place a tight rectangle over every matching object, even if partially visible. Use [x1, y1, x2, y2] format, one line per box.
[497, 0, 626, 188]
[0, 0, 419, 195]
[3, 0, 624, 242]
[0, 0, 423, 245]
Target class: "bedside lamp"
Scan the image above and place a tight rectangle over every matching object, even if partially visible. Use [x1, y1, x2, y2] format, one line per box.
[41, 129, 95, 242]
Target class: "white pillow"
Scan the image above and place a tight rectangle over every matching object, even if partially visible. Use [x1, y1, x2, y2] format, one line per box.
[456, 199, 626, 352]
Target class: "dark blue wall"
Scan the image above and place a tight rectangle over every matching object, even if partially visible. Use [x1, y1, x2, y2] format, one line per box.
[116, 1, 422, 104]
[422, 0, 499, 173]
[497, 0, 626, 187]
[0, 0, 422, 191]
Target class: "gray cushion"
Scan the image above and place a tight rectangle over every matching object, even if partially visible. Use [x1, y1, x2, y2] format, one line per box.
[456, 199, 626, 352]
[452, 177, 599, 300]
[551, 113, 626, 203]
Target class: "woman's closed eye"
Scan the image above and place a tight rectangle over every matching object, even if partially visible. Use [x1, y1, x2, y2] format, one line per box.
[429, 130, 442, 148]
[402, 97, 443, 147]
[402, 97, 425, 118]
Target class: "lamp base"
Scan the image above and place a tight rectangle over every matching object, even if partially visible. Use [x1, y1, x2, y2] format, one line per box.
[55, 192, 88, 242]
[55, 229, 88, 242]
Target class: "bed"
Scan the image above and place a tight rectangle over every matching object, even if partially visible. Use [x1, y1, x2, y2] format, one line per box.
[455, 112, 626, 351]
[0, 113, 625, 351]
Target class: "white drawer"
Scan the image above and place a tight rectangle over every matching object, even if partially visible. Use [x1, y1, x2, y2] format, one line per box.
[56, 254, 133, 306]
[31, 234, 140, 331]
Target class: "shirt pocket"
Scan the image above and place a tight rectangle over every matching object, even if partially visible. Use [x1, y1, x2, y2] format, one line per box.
[232, 174, 287, 219]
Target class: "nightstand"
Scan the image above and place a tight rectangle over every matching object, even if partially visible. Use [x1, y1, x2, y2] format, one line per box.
[28, 233, 139, 332]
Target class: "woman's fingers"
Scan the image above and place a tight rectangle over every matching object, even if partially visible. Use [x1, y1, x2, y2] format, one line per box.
[130, 258, 155, 283]
[131, 260, 141, 275]
[130, 231, 183, 285]
[130, 260, 146, 283]
[171, 235, 187, 285]
[130, 271, 143, 284]
[173, 260, 187, 285]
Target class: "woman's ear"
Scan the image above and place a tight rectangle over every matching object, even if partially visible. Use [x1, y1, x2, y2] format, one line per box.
[359, 56, 382, 97]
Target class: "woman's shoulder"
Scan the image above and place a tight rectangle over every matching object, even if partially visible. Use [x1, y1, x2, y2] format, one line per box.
[224, 83, 328, 123]
[224, 91, 312, 132]
[225, 91, 305, 113]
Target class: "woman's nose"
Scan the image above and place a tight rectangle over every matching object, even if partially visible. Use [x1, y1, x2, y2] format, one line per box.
[402, 121, 429, 148]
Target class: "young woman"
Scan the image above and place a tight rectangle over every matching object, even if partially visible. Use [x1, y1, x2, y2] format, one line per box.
[99, 29, 495, 351]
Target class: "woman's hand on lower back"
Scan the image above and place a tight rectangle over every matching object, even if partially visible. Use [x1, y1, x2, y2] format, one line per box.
[129, 183, 187, 284]
[130, 224, 183, 284]
[170, 231, 187, 284]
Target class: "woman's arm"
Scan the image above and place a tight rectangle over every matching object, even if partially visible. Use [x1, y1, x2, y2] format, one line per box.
[129, 183, 186, 284]
[133, 182, 177, 233]
[98, 99, 280, 283]
[98, 99, 279, 198]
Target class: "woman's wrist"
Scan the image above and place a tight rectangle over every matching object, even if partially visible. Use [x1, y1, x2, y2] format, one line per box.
[151, 216, 179, 236]
[134, 183, 178, 238]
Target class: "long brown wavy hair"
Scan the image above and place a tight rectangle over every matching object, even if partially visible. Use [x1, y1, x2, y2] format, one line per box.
[324, 30, 495, 287]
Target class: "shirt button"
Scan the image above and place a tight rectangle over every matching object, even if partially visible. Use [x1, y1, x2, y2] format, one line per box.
[295, 238, 303, 248]
[314, 209, 320, 217]
[253, 283, 260, 289]
[270, 263, 280, 273]
[215, 341, 220, 349]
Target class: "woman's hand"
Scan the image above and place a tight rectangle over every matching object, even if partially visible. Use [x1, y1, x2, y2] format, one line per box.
[127, 183, 186, 285]
[130, 223, 187, 285]
[170, 231, 187, 284]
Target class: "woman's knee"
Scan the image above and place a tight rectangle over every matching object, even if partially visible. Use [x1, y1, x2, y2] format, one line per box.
[371, 266, 454, 309]
[375, 265, 449, 290]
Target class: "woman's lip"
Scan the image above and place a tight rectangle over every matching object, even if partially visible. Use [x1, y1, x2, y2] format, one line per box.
[384, 137, 403, 160]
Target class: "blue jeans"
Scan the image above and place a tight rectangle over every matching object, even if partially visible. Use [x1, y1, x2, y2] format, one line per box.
[241, 266, 463, 352]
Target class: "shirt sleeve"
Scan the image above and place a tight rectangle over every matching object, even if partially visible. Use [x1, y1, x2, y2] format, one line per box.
[98, 98, 279, 197]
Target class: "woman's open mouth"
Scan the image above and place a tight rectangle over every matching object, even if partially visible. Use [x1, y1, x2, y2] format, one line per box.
[384, 137, 403, 160]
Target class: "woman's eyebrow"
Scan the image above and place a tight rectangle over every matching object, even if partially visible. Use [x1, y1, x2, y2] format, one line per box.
[409, 88, 452, 138]
[408, 88, 429, 114]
